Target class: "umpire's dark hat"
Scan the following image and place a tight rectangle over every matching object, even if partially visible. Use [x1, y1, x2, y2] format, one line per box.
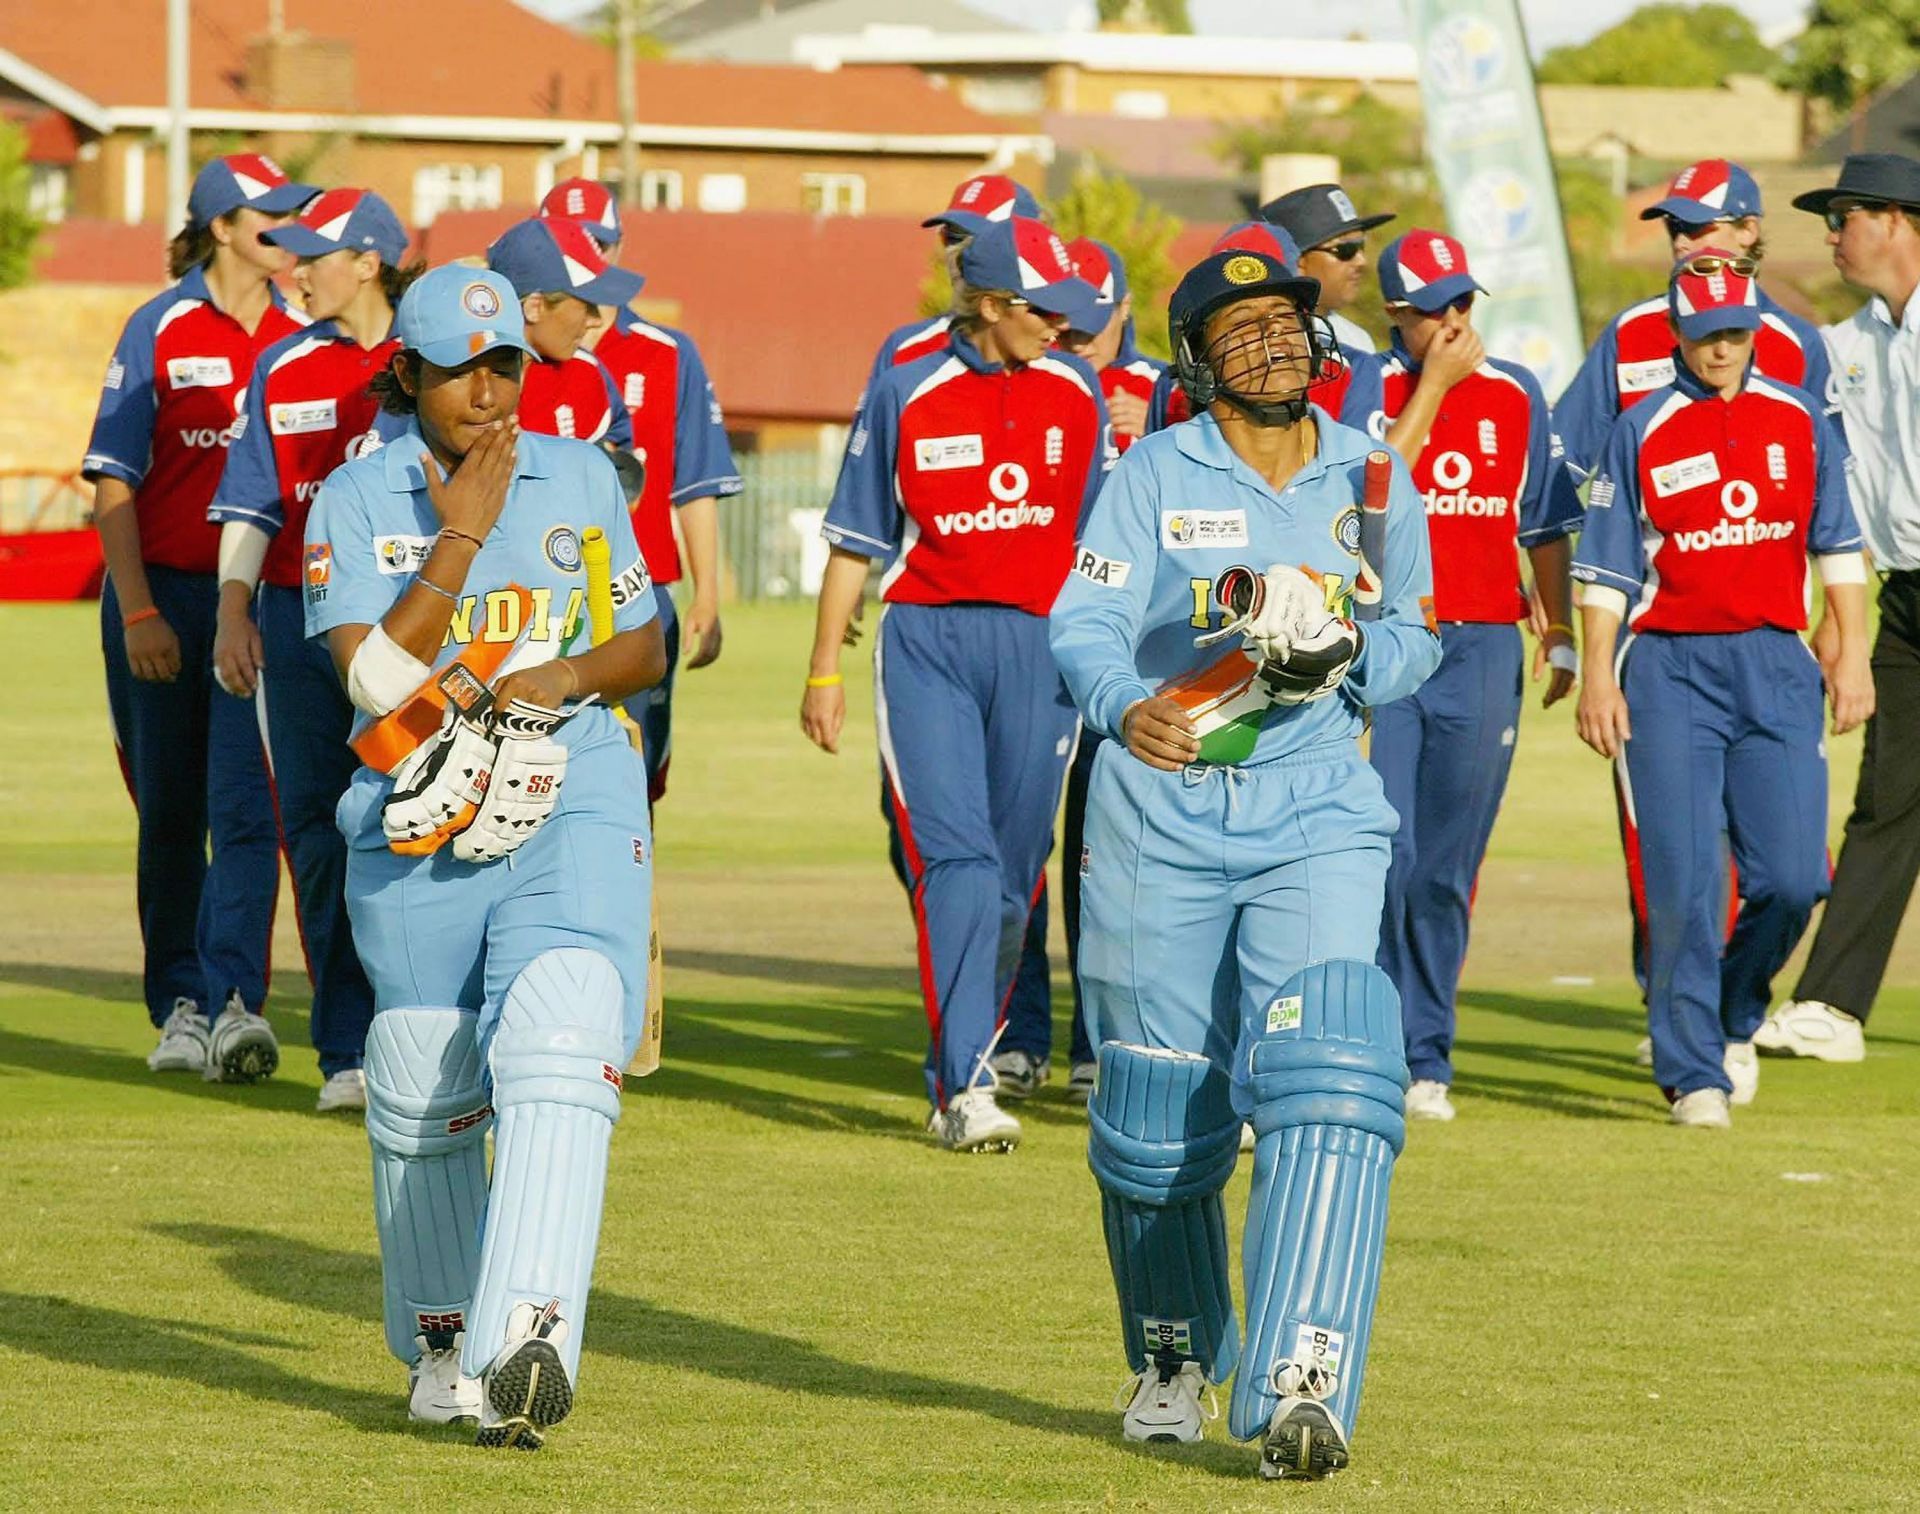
[1258, 183, 1395, 251]
[1792, 153, 1920, 216]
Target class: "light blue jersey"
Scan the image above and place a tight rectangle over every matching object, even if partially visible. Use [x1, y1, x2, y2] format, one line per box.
[303, 423, 657, 849]
[1050, 408, 1441, 761]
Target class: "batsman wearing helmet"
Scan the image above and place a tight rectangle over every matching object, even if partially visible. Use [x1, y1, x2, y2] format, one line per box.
[1051, 245, 1440, 1477]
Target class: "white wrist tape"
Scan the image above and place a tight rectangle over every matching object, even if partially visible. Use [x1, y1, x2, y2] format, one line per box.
[1548, 644, 1580, 676]
[217, 521, 271, 592]
[1816, 552, 1868, 587]
[1581, 585, 1630, 621]
[347, 624, 433, 717]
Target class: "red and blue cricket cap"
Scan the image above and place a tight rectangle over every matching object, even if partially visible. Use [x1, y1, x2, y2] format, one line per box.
[1640, 159, 1763, 223]
[1066, 236, 1129, 310]
[487, 217, 645, 306]
[1212, 220, 1303, 265]
[957, 215, 1100, 331]
[264, 188, 409, 264]
[539, 177, 624, 247]
[1668, 255, 1762, 339]
[1377, 228, 1487, 311]
[187, 153, 318, 224]
[922, 173, 1041, 233]
[394, 266, 535, 369]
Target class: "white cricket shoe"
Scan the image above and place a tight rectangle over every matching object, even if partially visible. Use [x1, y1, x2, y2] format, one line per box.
[1260, 1396, 1352, 1480]
[1670, 1088, 1732, 1129]
[409, 1332, 482, 1425]
[1406, 1079, 1457, 1121]
[1753, 1000, 1865, 1062]
[1724, 1042, 1759, 1107]
[147, 999, 210, 1073]
[1066, 1060, 1099, 1104]
[929, 1088, 1021, 1153]
[476, 1301, 572, 1451]
[1119, 1359, 1215, 1443]
[1634, 1035, 1653, 1067]
[989, 1049, 1050, 1100]
[205, 993, 279, 1084]
[316, 1067, 367, 1113]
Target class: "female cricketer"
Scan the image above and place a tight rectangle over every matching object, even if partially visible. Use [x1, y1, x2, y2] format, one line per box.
[1051, 243, 1441, 1477]
[83, 153, 315, 1082]
[1573, 258, 1872, 1128]
[1368, 230, 1583, 1122]
[800, 215, 1108, 1154]
[209, 187, 416, 1113]
[304, 266, 665, 1445]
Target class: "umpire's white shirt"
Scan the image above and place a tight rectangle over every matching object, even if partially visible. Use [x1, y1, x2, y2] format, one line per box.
[1826, 283, 1920, 571]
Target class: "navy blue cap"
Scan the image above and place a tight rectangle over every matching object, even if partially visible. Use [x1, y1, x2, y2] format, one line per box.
[1168, 247, 1319, 350]
[394, 266, 535, 369]
[264, 188, 409, 264]
[487, 218, 645, 307]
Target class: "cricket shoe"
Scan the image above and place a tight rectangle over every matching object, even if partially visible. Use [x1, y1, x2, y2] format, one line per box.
[1065, 1060, 1098, 1104]
[1634, 1036, 1653, 1068]
[1405, 1079, 1457, 1121]
[1118, 1357, 1215, 1443]
[316, 1067, 367, 1113]
[409, 1332, 482, 1425]
[147, 999, 210, 1073]
[1259, 1396, 1351, 1480]
[205, 993, 279, 1084]
[929, 1088, 1021, 1153]
[1724, 1042, 1759, 1107]
[989, 1049, 1050, 1100]
[476, 1301, 572, 1451]
[1753, 1000, 1865, 1062]
[1670, 1088, 1732, 1129]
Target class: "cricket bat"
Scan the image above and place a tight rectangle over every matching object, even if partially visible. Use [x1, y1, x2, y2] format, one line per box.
[581, 526, 664, 1078]
[1353, 449, 1392, 623]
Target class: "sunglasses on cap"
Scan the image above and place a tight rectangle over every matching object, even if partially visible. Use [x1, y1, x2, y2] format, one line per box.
[1314, 240, 1367, 262]
[1680, 254, 1759, 278]
[1662, 215, 1739, 239]
[1824, 200, 1890, 233]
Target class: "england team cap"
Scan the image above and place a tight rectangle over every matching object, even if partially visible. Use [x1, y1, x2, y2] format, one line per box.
[264, 188, 409, 264]
[394, 265, 536, 369]
[922, 174, 1042, 233]
[1066, 237, 1129, 309]
[487, 218, 645, 306]
[1212, 220, 1303, 265]
[187, 153, 318, 224]
[1377, 229, 1487, 311]
[1640, 159, 1763, 223]
[539, 177, 623, 246]
[1668, 255, 1763, 339]
[1258, 182, 1395, 250]
[958, 216, 1100, 332]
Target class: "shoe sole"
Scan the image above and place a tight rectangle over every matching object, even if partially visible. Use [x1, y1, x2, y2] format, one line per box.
[943, 1135, 1020, 1153]
[1754, 1042, 1863, 1063]
[477, 1338, 572, 1451]
[213, 1030, 280, 1085]
[148, 1055, 206, 1074]
[1260, 1400, 1349, 1481]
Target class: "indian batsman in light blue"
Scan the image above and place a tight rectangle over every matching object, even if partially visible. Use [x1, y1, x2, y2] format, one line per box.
[304, 266, 666, 1450]
[1051, 245, 1441, 1478]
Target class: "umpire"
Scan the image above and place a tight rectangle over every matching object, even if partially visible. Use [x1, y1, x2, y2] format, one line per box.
[1759, 154, 1920, 1061]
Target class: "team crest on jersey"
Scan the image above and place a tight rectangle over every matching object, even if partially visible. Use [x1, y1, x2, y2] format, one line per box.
[462, 282, 501, 318]
[1331, 506, 1362, 556]
[623, 372, 646, 409]
[544, 525, 584, 573]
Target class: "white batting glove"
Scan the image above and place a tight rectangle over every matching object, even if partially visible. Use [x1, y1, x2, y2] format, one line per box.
[1243, 563, 1325, 663]
[451, 698, 578, 864]
[382, 711, 495, 855]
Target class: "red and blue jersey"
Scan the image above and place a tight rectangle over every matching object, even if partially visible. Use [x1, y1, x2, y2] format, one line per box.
[1553, 287, 1834, 479]
[83, 266, 308, 574]
[1376, 343, 1582, 624]
[209, 321, 404, 589]
[516, 347, 632, 452]
[1573, 366, 1860, 635]
[592, 309, 742, 586]
[1099, 340, 1166, 455]
[1144, 340, 1383, 437]
[823, 329, 1110, 616]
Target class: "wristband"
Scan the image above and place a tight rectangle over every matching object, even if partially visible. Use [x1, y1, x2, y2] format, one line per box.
[1548, 644, 1580, 676]
[437, 527, 484, 550]
[1543, 622, 1575, 639]
[122, 606, 161, 629]
[806, 674, 843, 688]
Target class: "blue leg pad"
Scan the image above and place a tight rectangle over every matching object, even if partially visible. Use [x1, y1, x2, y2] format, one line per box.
[461, 949, 625, 1385]
[1088, 1042, 1241, 1384]
[1230, 960, 1408, 1444]
[364, 1007, 492, 1365]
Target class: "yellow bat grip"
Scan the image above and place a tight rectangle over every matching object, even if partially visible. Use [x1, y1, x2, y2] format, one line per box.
[581, 526, 616, 649]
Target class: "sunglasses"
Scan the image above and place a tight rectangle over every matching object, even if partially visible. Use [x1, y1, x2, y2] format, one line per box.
[1680, 254, 1758, 278]
[1316, 240, 1367, 262]
[1824, 200, 1890, 233]
[1662, 215, 1738, 239]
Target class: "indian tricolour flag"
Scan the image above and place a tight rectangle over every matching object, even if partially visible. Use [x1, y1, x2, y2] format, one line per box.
[1159, 648, 1278, 765]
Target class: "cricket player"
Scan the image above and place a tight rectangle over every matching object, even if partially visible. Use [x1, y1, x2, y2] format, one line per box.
[1572, 258, 1872, 1127]
[208, 187, 416, 1113]
[83, 153, 315, 1081]
[306, 265, 665, 1445]
[538, 179, 743, 804]
[1052, 243, 1440, 1477]
[1259, 180, 1396, 356]
[800, 216, 1109, 1152]
[1367, 231, 1583, 1122]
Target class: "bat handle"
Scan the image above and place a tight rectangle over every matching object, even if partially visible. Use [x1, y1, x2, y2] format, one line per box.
[1192, 564, 1263, 649]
